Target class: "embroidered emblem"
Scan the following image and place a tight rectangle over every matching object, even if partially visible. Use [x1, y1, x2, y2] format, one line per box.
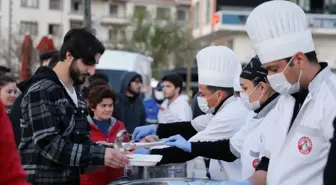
[252, 158, 261, 168]
[298, 136, 312, 155]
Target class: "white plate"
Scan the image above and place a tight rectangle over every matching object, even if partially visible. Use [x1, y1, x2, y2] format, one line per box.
[133, 141, 166, 148]
[150, 145, 170, 149]
[126, 154, 163, 166]
[122, 140, 167, 149]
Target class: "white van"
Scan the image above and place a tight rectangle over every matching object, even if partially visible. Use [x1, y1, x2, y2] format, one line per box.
[96, 50, 153, 99]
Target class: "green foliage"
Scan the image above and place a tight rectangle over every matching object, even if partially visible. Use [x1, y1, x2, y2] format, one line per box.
[119, 10, 195, 70]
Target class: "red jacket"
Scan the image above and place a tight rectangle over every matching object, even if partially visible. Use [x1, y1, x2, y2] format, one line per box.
[80, 117, 130, 185]
[0, 100, 30, 185]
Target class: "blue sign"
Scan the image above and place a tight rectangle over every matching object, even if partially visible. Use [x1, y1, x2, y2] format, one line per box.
[308, 18, 336, 29]
[219, 12, 336, 30]
[221, 14, 248, 25]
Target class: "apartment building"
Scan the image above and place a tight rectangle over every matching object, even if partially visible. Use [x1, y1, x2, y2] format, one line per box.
[0, 0, 190, 48]
[192, 0, 336, 68]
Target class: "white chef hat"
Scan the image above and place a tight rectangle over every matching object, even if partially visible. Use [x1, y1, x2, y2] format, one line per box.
[196, 46, 239, 88]
[245, 0, 315, 64]
[233, 64, 242, 92]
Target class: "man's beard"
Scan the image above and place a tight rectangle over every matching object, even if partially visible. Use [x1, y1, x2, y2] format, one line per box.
[69, 60, 89, 85]
[127, 87, 140, 97]
[165, 92, 176, 100]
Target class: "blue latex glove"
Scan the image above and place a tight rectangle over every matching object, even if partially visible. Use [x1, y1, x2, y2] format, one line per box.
[133, 148, 150, 154]
[165, 134, 191, 152]
[218, 180, 252, 185]
[132, 124, 157, 141]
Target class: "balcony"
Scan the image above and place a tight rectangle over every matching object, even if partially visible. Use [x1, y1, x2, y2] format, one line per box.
[175, 0, 191, 6]
[69, 2, 84, 20]
[211, 10, 336, 35]
[101, 15, 128, 25]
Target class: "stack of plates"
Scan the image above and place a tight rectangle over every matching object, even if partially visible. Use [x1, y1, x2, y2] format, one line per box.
[126, 154, 163, 166]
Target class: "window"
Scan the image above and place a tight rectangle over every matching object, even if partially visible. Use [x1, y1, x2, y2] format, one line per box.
[21, 0, 39, 8]
[156, 7, 170, 20]
[176, 10, 187, 21]
[71, 0, 82, 12]
[20, 21, 38, 35]
[194, 2, 199, 28]
[134, 6, 146, 17]
[49, 0, 61, 10]
[70, 21, 83, 29]
[109, 4, 118, 16]
[108, 28, 125, 41]
[48, 24, 62, 37]
[108, 29, 118, 41]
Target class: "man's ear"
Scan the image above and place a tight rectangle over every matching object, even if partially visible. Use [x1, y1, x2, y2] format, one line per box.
[175, 87, 181, 94]
[293, 52, 306, 68]
[218, 90, 226, 99]
[65, 51, 74, 63]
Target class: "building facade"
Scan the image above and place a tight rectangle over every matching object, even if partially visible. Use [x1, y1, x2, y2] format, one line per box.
[192, 0, 336, 68]
[0, 0, 190, 48]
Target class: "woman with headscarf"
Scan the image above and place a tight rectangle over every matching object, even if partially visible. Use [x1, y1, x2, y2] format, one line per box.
[163, 56, 280, 182]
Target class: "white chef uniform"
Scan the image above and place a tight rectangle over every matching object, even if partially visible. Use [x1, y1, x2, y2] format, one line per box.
[246, 1, 336, 184]
[209, 63, 244, 180]
[187, 46, 251, 180]
[158, 94, 192, 124]
[230, 95, 279, 179]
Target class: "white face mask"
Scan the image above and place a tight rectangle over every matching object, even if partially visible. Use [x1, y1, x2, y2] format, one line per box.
[197, 92, 219, 114]
[267, 57, 302, 95]
[155, 90, 164, 100]
[240, 84, 263, 111]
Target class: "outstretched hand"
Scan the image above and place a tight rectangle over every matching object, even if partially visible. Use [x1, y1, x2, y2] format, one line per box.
[165, 134, 191, 152]
[132, 124, 157, 141]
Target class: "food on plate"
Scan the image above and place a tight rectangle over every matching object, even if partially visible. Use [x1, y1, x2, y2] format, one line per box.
[141, 136, 159, 143]
[125, 144, 136, 152]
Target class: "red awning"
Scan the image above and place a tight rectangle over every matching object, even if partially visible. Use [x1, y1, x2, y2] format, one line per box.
[21, 34, 33, 80]
[36, 36, 56, 52]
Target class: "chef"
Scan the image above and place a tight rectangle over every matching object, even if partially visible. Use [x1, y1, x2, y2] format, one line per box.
[133, 46, 251, 180]
[207, 55, 245, 181]
[164, 55, 280, 181]
[215, 1, 336, 185]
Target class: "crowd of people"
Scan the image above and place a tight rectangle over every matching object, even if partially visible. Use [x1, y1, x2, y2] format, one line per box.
[2, 1, 336, 185]
[0, 25, 195, 185]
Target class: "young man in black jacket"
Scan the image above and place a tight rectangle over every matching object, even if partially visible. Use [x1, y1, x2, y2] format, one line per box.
[18, 28, 129, 185]
[113, 71, 147, 134]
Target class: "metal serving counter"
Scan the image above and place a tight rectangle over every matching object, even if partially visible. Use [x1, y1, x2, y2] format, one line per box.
[108, 177, 219, 185]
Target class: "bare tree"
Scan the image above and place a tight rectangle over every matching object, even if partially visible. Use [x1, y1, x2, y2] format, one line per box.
[0, 32, 22, 72]
[0, 31, 38, 80]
